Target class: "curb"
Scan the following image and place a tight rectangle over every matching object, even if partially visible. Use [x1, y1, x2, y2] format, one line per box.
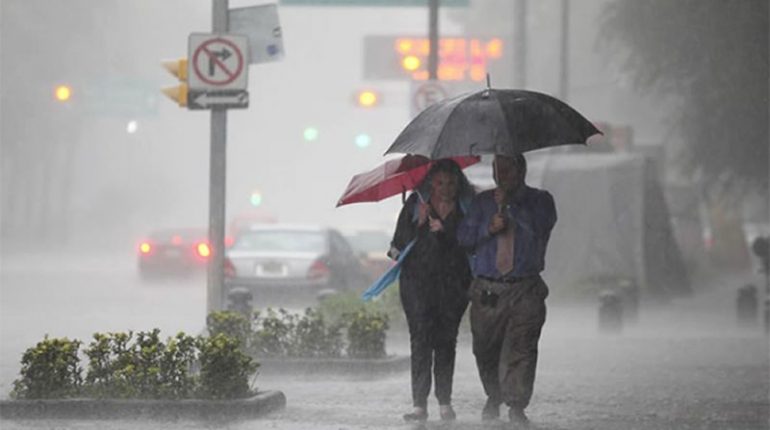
[0, 390, 286, 420]
[257, 355, 410, 376]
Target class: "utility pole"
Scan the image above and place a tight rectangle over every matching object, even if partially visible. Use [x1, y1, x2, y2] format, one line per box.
[428, 0, 439, 81]
[513, 0, 528, 88]
[558, 0, 570, 101]
[208, 0, 229, 313]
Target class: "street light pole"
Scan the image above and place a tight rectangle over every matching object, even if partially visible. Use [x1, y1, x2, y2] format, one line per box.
[428, 0, 439, 81]
[207, 0, 229, 313]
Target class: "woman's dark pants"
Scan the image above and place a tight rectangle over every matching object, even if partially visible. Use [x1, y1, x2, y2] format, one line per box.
[405, 310, 464, 408]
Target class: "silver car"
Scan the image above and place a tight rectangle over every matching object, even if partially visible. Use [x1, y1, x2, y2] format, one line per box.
[224, 224, 369, 306]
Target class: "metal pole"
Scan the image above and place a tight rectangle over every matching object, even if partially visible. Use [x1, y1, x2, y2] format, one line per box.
[558, 0, 569, 101]
[428, 0, 439, 81]
[207, 0, 229, 313]
[513, 0, 527, 88]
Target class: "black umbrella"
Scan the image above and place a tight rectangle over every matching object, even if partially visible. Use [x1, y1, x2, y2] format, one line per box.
[385, 88, 601, 158]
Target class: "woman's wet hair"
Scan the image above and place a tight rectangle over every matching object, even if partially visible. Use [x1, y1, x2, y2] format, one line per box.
[417, 159, 476, 203]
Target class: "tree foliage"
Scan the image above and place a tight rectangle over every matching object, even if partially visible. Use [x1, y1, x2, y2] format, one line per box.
[600, 0, 768, 194]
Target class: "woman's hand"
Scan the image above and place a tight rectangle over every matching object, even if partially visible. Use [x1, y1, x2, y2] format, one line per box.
[429, 216, 444, 232]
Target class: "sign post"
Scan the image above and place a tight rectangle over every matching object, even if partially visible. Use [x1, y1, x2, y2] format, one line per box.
[208, 0, 230, 313]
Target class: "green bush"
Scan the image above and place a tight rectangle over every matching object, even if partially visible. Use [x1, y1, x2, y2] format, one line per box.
[197, 334, 259, 400]
[11, 336, 82, 399]
[318, 286, 405, 330]
[13, 329, 254, 400]
[291, 308, 344, 358]
[82, 330, 199, 399]
[251, 308, 296, 357]
[345, 309, 390, 359]
[157, 332, 198, 399]
[223, 304, 391, 360]
[206, 310, 252, 347]
[82, 331, 135, 398]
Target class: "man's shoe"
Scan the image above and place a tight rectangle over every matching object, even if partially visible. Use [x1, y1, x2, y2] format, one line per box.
[403, 407, 428, 422]
[439, 404, 456, 421]
[508, 407, 530, 427]
[481, 398, 500, 421]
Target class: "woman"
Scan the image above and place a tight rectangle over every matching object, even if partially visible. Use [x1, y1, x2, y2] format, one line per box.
[390, 159, 475, 422]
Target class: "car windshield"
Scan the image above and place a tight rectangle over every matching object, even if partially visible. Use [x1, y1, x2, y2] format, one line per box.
[231, 230, 326, 253]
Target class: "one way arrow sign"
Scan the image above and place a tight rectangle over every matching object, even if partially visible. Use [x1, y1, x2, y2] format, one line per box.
[188, 90, 249, 110]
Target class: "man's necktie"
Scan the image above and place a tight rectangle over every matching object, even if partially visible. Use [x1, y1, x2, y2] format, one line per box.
[495, 210, 515, 276]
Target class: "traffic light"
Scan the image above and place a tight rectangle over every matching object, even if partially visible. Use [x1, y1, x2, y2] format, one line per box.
[303, 127, 319, 142]
[250, 190, 263, 207]
[54, 84, 72, 102]
[355, 133, 372, 149]
[355, 90, 380, 108]
[161, 58, 188, 107]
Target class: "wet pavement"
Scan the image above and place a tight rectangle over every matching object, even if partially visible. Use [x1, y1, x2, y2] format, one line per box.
[1, 254, 768, 429]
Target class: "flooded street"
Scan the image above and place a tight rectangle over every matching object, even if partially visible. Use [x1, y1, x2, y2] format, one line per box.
[2, 254, 767, 429]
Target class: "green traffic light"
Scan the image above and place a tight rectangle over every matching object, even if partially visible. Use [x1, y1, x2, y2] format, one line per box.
[355, 133, 372, 149]
[303, 127, 319, 142]
[250, 192, 263, 207]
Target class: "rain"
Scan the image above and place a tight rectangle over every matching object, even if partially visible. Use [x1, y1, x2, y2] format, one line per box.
[1, 1, 768, 429]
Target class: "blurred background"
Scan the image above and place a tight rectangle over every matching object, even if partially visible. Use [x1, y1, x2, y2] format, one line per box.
[0, 0, 767, 294]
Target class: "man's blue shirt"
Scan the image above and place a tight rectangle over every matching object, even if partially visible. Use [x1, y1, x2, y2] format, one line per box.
[457, 185, 557, 279]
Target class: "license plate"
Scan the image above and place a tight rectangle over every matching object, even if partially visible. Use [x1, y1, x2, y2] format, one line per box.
[255, 262, 287, 277]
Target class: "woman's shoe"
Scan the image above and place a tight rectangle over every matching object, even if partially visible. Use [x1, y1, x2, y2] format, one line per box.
[403, 407, 428, 422]
[481, 398, 501, 421]
[439, 404, 456, 421]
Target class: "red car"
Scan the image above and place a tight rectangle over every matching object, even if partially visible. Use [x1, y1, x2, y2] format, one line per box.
[137, 228, 210, 280]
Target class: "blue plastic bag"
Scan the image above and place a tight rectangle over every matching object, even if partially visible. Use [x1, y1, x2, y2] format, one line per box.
[361, 239, 416, 302]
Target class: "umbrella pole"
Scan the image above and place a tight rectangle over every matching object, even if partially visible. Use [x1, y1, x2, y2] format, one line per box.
[493, 157, 502, 214]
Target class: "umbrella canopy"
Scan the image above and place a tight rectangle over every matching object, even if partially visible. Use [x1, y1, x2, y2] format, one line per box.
[385, 89, 601, 159]
[336, 154, 479, 207]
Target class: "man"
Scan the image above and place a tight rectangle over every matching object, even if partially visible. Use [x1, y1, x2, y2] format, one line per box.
[457, 154, 557, 427]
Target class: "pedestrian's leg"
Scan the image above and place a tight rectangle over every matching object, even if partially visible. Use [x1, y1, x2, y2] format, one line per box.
[407, 316, 432, 410]
[433, 313, 461, 407]
[470, 282, 507, 418]
[499, 279, 548, 411]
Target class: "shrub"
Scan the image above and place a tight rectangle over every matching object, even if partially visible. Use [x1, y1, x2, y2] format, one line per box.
[11, 336, 82, 399]
[13, 330, 257, 400]
[206, 310, 252, 347]
[82, 331, 135, 398]
[251, 308, 296, 357]
[157, 332, 198, 399]
[197, 334, 259, 400]
[292, 308, 344, 358]
[132, 329, 165, 398]
[318, 286, 405, 331]
[345, 309, 389, 359]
